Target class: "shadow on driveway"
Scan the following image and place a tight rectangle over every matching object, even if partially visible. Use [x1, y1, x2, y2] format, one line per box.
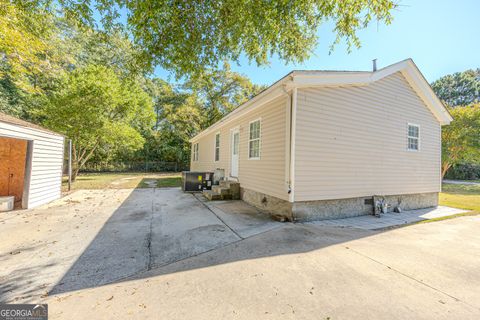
[47, 188, 376, 296]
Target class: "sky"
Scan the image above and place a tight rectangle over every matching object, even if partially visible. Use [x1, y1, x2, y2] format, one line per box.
[153, 0, 479, 86]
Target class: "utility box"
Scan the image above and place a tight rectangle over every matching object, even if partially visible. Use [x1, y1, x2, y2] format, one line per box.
[0, 196, 14, 212]
[182, 171, 214, 192]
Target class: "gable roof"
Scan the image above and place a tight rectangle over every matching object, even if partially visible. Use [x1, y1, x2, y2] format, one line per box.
[190, 59, 452, 142]
[0, 112, 63, 137]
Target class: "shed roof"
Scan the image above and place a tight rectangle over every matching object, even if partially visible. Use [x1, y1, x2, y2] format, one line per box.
[0, 112, 63, 137]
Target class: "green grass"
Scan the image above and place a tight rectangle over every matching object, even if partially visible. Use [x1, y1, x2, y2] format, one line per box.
[62, 172, 181, 191]
[440, 183, 480, 212]
[424, 183, 480, 223]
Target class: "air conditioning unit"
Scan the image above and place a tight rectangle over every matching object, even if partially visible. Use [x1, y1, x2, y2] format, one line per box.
[181, 171, 214, 192]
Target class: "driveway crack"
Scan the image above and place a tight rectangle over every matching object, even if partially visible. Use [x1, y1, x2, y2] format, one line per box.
[146, 190, 155, 271]
[345, 246, 479, 311]
[192, 193, 243, 240]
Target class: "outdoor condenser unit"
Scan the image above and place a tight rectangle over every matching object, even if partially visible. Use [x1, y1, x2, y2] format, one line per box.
[182, 171, 214, 192]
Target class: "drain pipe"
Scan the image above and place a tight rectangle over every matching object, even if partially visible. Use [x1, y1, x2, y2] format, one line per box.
[281, 80, 296, 203]
[289, 87, 297, 203]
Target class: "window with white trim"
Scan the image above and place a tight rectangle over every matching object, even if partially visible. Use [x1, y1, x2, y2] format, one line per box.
[407, 124, 419, 151]
[193, 143, 199, 161]
[214, 133, 220, 161]
[249, 119, 261, 159]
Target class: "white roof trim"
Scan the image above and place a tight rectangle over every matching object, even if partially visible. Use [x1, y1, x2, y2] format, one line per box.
[190, 58, 452, 142]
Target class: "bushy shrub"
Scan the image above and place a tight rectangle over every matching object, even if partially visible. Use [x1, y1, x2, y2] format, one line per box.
[445, 162, 480, 180]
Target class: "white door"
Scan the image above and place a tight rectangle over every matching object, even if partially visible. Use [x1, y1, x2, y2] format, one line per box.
[230, 129, 239, 177]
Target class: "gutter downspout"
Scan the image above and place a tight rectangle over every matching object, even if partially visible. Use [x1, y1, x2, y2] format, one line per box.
[289, 87, 297, 203]
[281, 84, 292, 198]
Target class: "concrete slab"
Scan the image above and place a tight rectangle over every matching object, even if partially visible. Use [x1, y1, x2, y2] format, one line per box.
[194, 194, 282, 238]
[44, 216, 480, 319]
[0, 187, 278, 302]
[149, 188, 241, 268]
[305, 206, 469, 230]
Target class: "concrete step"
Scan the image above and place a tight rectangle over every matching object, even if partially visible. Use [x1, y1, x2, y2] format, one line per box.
[202, 190, 222, 201]
[211, 185, 231, 196]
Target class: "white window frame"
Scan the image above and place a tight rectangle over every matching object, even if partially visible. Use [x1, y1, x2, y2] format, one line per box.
[214, 132, 220, 162]
[248, 118, 261, 160]
[193, 142, 199, 161]
[407, 123, 420, 152]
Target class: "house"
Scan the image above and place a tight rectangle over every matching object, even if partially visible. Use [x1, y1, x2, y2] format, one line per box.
[189, 59, 452, 221]
[0, 112, 64, 209]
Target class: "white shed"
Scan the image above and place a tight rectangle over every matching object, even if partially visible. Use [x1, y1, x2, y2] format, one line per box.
[0, 112, 64, 209]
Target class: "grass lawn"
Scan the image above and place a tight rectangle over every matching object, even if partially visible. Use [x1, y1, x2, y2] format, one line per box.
[440, 183, 480, 212]
[62, 172, 181, 191]
[424, 183, 480, 223]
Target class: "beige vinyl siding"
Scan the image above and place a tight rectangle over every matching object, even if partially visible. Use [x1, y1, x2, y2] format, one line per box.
[294, 72, 441, 202]
[0, 121, 64, 208]
[191, 96, 289, 200]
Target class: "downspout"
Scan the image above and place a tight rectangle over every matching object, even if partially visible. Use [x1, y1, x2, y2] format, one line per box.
[281, 84, 292, 197]
[281, 80, 296, 204]
[289, 87, 297, 203]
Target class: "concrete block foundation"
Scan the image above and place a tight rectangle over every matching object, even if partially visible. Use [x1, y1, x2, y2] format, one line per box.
[240, 187, 439, 222]
[240, 188, 293, 221]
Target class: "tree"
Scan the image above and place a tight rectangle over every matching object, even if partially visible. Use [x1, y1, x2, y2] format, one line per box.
[441, 104, 480, 178]
[0, 1, 59, 92]
[184, 64, 266, 127]
[26, 0, 397, 78]
[40, 65, 154, 179]
[431, 69, 480, 107]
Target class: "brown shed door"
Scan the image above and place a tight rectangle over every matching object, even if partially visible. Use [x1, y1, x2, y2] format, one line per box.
[0, 137, 28, 207]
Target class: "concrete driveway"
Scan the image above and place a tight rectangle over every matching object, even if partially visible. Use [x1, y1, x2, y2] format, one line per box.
[1, 187, 479, 319]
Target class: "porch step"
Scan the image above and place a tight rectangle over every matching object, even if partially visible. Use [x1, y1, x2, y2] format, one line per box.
[203, 180, 241, 201]
[202, 190, 222, 201]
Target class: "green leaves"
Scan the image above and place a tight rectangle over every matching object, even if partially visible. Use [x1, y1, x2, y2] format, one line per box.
[441, 104, 480, 177]
[18, 0, 396, 79]
[41, 65, 154, 173]
[431, 69, 480, 108]
[184, 63, 267, 127]
[119, 0, 396, 78]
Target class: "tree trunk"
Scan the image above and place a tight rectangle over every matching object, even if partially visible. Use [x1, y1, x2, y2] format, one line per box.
[441, 162, 452, 179]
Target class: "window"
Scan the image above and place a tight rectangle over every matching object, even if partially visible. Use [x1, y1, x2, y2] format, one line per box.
[193, 143, 199, 161]
[214, 133, 220, 161]
[407, 124, 419, 151]
[249, 119, 261, 159]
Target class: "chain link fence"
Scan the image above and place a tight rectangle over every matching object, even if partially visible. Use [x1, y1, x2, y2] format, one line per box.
[79, 161, 189, 173]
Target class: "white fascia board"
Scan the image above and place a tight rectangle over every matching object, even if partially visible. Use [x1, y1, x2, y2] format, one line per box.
[189, 83, 291, 142]
[190, 59, 452, 144]
[291, 59, 452, 125]
[400, 60, 453, 125]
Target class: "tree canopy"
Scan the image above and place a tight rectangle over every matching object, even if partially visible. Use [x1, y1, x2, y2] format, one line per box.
[431, 69, 480, 107]
[40, 65, 154, 179]
[7, 0, 397, 79]
[441, 104, 480, 178]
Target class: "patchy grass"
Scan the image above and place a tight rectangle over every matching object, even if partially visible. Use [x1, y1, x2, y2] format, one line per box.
[62, 172, 181, 191]
[423, 183, 480, 223]
[440, 183, 480, 212]
[137, 175, 182, 188]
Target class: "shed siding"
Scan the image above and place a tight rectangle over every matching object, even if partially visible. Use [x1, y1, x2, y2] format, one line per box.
[294, 72, 441, 201]
[0, 122, 64, 208]
[191, 96, 289, 200]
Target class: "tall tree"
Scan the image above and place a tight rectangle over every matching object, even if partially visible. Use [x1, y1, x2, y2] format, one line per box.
[184, 64, 266, 127]
[23, 0, 397, 78]
[39, 65, 154, 179]
[431, 69, 480, 107]
[441, 104, 480, 178]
